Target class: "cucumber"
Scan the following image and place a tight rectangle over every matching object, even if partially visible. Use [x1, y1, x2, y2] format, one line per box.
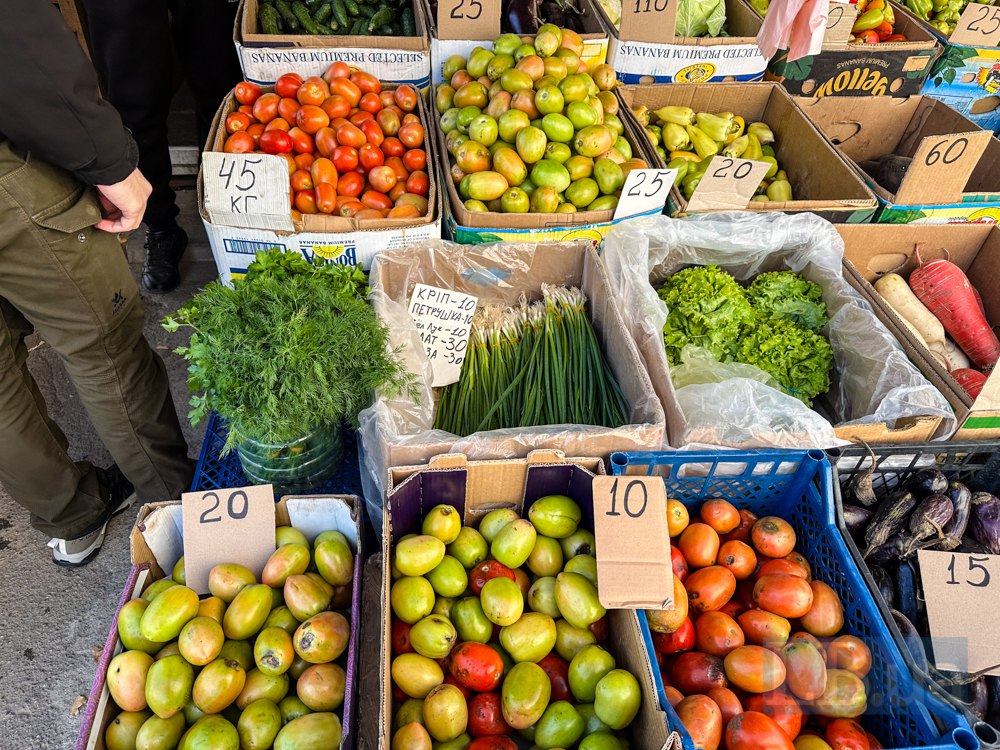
[274, 0, 300, 29]
[312, 2, 333, 22]
[332, 0, 350, 27]
[401, 6, 415, 34]
[357, 3, 377, 17]
[350, 17, 368, 33]
[260, 2, 282, 33]
[293, 0, 332, 32]
[368, 4, 394, 31]
[386, 20, 402, 34]
[344, 0, 361, 13]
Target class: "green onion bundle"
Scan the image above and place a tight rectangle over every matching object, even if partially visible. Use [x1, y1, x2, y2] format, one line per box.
[434, 285, 629, 436]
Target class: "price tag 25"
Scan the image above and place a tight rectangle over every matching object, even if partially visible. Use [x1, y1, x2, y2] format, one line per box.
[917, 549, 1000, 676]
[686, 156, 771, 213]
[437, 0, 499, 40]
[950, 3, 1000, 46]
[895, 131, 992, 205]
[613, 169, 676, 220]
[592, 476, 673, 609]
[823, 2, 858, 46]
[182, 484, 276, 594]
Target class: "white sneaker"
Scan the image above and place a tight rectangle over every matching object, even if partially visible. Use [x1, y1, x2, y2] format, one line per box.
[49, 466, 136, 567]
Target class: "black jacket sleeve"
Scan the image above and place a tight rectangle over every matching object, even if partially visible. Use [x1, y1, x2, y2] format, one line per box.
[0, 0, 138, 185]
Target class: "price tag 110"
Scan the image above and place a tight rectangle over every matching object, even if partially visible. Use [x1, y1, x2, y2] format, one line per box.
[408, 284, 478, 387]
[686, 156, 771, 212]
[949, 3, 1000, 46]
[437, 0, 499, 40]
[895, 131, 992, 205]
[203, 152, 294, 232]
[619, 0, 678, 45]
[182, 485, 276, 594]
[917, 550, 1000, 676]
[592, 476, 673, 609]
[613, 169, 676, 220]
[823, 2, 858, 47]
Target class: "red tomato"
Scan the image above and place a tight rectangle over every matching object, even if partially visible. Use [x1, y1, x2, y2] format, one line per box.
[321, 94, 352, 121]
[314, 127, 338, 157]
[402, 148, 427, 172]
[695, 611, 745, 658]
[468, 692, 511, 737]
[744, 690, 805, 740]
[671, 546, 690, 583]
[294, 189, 317, 214]
[393, 84, 418, 112]
[337, 199, 365, 217]
[349, 110, 375, 126]
[310, 157, 338, 186]
[287, 127, 315, 154]
[224, 131, 255, 154]
[398, 121, 425, 149]
[329, 77, 362, 107]
[379, 89, 396, 109]
[443, 673, 473, 701]
[377, 107, 401, 136]
[323, 61, 351, 81]
[722, 509, 759, 545]
[238, 104, 255, 117]
[225, 112, 253, 134]
[360, 120, 385, 147]
[671, 652, 728, 695]
[468, 738, 517, 750]
[358, 142, 385, 171]
[536, 654, 571, 702]
[293, 153, 314, 171]
[337, 123, 366, 149]
[402, 112, 421, 125]
[252, 93, 281, 123]
[277, 97, 301, 124]
[235, 81, 263, 106]
[350, 70, 381, 94]
[752, 517, 797, 559]
[296, 105, 330, 135]
[367, 165, 397, 193]
[469, 560, 516, 595]
[246, 122, 265, 146]
[707, 687, 744, 730]
[391, 619, 412, 654]
[651, 616, 695, 655]
[297, 76, 330, 105]
[360, 91, 383, 114]
[332, 146, 359, 172]
[275, 73, 303, 99]
[702, 499, 741, 535]
[825, 719, 870, 750]
[384, 156, 409, 183]
[290, 168, 313, 192]
[337, 171, 365, 197]
[382, 136, 406, 157]
[405, 170, 430, 197]
[450, 642, 504, 692]
[361, 190, 393, 211]
[277, 153, 296, 175]
[388, 182, 407, 203]
[727, 711, 795, 750]
[264, 118, 290, 132]
[258, 130, 292, 155]
[679, 523, 721, 568]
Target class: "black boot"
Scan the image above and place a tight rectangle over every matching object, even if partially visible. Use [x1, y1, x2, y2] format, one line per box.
[142, 226, 188, 294]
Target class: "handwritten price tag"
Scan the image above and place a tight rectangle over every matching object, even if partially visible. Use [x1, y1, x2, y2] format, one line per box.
[408, 284, 478, 387]
[918, 550, 1000, 675]
[182, 485, 276, 594]
[592, 476, 673, 609]
[950, 3, 1000, 46]
[823, 2, 858, 47]
[203, 152, 294, 232]
[619, 0, 678, 45]
[895, 131, 992, 204]
[686, 156, 771, 212]
[613, 169, 676, 220]
[437, 0, 499, 40]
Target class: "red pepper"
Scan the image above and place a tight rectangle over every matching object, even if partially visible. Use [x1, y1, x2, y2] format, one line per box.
[875, 20, 894, 40]
[885, 32, 908, 41]
[854, 29, 882, 42]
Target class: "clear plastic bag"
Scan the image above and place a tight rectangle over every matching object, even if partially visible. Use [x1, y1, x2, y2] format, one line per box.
[602, 212, 957, 450]
[358, 239, 666, 533]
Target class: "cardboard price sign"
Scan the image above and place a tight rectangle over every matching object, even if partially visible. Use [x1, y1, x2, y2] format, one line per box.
[592, 476, 673, 609]
[917, 550, 1000, 676]
[823, 2, 858, 47]
[895, 131, 992, 205]
[619, 0, 679, 46]
[408, 284, 478, 387]
[182, 485, 276, 594]
[437, 0, 500, 40]
[613, 169, 677, 220]
[950, 3, 1000, 47]
[203, 152, 294, 232]
[686, 156, 771, 212]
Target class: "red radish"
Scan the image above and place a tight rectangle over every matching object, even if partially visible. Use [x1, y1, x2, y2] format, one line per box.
[909, 248, 999, 371]
[952, 368, 988, 399]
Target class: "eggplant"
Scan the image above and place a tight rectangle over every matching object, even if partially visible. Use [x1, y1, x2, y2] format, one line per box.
[868, 532, 912, 564]
[907, 468, 948, 496]
[959, 536, 991, 555]
[538, 1, 565, 25]
[971, 677, 990, 720]
[843, 503, 873, 536]
[869, 564, 895, 609]
[987, 676, 1000, 728]
[863, 490, 917, 558]
[907, 493, 954, 552]
[504, 0, 539, 33]
[935, 480, 974, 551]
[859, 154, 913, 194]
[972, 492, 1000, 555]
[896, 557, 918, 626]
[892, 608, 930, 673]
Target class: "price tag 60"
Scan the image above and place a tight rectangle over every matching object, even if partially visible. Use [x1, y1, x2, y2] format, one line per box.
[950, 3, 1000, 46]
[823, 2, 858, 47]
[437, 0, 499, 40]
[592, 476, 673, 609]
[686, 156, 771, 213]
[917, 550, 1000, 676]
[895, 131, 992, 205]
[182, 485, 276, 594]
[614, 169, 676, 220]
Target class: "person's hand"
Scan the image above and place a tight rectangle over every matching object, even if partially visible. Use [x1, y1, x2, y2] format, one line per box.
[94, 168, 152, 233]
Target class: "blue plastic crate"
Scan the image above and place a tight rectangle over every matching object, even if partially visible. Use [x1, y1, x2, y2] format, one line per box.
[191, 412, 365, 497]
[611, 449, 977, 750]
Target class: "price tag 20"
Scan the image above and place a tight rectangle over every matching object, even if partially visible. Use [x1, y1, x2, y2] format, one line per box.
[437, 0, 499, 40]
[949, 3, 1000, 46]
[686, 156, 771, 212]
[592, 476, 673, 609]
[823, 2, 858, 47]
[613, 169, 676, 220]
[619, 0, 678, 45]
[917, 550, 1000, 676]
[408, 284, 478, 387]
[894, 131, 992, 205]
[182, 485, 276, 594]
[203, 152, 294, 232]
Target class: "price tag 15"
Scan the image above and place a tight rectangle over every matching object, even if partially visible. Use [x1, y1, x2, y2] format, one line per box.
[437, 0, 499, 40]
[686, 156, 771, 212]
[203, 152, 294, 232]
[182, 485, 276, 594]
[823, 2, 858, 47]
[613, 169, 676, 220]
[408, 283, 478, 387]
[917, 550, 1000, 676]
[895, 131, 992, 205]
[950, 3, 1000, 47]
[592, 476, 673, 609]
[619, 0, 678, 45]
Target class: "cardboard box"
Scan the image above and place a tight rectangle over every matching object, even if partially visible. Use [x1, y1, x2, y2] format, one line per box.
[235, 0, 431, 87]
[199, 88, 443, 282]
[761, 1, 941, 96]
[797, 94, 1000, 223]
[619, 83, 879, 222]
[77, 495, 364, 750]
[592, 0, 768, 85]
[921, 43, 1000, 135]
[360, 240, 667, 504]
[838, 222, 1000, 440]
[376, 451, 680, 750]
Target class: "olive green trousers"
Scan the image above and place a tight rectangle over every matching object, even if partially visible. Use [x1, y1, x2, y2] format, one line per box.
[0, 142, 192, 538]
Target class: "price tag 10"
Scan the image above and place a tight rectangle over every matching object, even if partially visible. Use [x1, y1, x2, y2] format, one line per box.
[592, 476, 673, 609]
[917, 550, 1000, 676]
[182, 485, 276, 594]
[686, 156, 771, 212]
[613, 169, 676, 220]
[408, 283, 478, 387]
[895, 131, 992, 205]
[823, 2, 858, 47]
[437, 0, 500, 40]
[949, 3, 1000, 46]
[203, 152, 294, 232]
[619, 0, 678, 45]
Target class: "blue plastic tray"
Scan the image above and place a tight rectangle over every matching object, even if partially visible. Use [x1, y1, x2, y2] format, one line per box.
[191, 412, 365, 497]
[611, 449, 976, 750]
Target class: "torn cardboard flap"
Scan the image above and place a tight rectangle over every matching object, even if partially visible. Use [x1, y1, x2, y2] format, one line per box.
[894, 130, 993, 205]
[202, 152, 294, 232]
[823, 2, 858, 48]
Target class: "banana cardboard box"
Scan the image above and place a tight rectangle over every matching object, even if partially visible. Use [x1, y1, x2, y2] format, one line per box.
[797, 94, 1000, 223]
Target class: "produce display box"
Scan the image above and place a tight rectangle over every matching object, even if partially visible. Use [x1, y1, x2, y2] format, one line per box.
[619, 82, 879, 222]
[77, 494, 365, 750]
[838, 222, 1000, 440]
[591, 0, 768, 85]
[199, 87, 443, 282]
[611, 448, 979, 750]
[360, 240, 667, 508]
[421, 0, 611, 84]
[235, 0, 432, 87]
[799, 94, 1000, 223]
[761, 0, 942, 96]
[376, 451, 679, 749]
